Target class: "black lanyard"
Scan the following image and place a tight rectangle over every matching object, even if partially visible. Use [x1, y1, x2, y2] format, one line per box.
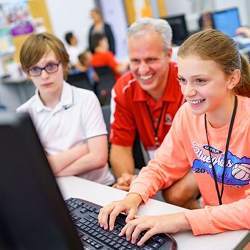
[145, 102, 168, 147]
[204, 96, 238, 205]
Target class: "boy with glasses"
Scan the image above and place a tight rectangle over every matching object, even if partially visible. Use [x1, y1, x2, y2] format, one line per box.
[17, 32, 114, 185]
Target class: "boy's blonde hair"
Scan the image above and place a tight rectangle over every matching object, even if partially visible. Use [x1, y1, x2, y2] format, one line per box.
[20, 32, 69, 79]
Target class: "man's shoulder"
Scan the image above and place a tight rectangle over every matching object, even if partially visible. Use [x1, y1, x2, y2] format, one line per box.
[114, 71, 137, 94]
[167, 62, 179, 83]
[166, 62, 183, 98]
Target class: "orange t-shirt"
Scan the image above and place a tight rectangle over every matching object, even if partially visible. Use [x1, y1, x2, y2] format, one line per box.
[130, 96, 250, 235]
[92, 51, 120, 79]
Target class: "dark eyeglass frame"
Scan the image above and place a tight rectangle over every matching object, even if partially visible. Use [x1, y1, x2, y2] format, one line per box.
[28, 62, 61, 77]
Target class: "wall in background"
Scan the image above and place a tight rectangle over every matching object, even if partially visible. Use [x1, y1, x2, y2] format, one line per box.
[45, 0, 95, 50]
[13, 0, 53, 62]
[29, 0, 53, 33]
[100, 0, 128, 60]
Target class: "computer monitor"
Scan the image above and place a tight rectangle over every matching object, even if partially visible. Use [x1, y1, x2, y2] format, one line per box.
[0, 112, 83, 250]
[163, 14, 189, 46]
[211, 7, 241, 37]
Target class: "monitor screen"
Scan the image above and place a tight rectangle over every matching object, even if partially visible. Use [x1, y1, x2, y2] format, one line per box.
[212, 7, 241, 37]
[163, 14, 189, 46]
[0, 112, 83, 250]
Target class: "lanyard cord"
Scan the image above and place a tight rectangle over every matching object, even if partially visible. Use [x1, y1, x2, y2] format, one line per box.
[204, 96, 238, 205]
[145, 102, 169, 147]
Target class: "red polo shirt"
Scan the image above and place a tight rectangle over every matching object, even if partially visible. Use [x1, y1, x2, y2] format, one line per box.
[110, 62, 183, 150]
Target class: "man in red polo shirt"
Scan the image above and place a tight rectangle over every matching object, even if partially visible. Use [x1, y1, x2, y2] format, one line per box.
[109, 18, 200, 209]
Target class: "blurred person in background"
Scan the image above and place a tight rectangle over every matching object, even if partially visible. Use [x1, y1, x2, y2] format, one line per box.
[91, 33, 127, 80]
[236, 26, 250, 37]
[77, 50, 99, 94]
[64, 31, 82, 70]
[88, 8, 116, 55]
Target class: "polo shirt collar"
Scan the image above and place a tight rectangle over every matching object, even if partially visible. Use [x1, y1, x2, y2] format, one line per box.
[133, 62, 178, 103]
[35, 81, 74, 112]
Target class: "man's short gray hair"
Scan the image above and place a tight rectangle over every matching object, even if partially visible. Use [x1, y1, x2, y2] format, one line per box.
[127, 17, 172, 51]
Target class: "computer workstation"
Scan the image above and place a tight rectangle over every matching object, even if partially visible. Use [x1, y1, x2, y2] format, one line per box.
[162, 7, 250, 55]
[0, 112, 176, 249]
[0, 112, 248, 249]
[211, 7, 250, 54]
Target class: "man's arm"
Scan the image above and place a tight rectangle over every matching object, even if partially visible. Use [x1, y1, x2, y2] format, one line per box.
[110, 144, 138, 190]
[56, 135, 108, 176]
[110, 144, 135, 178]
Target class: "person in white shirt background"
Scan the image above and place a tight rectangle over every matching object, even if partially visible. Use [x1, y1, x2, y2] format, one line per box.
[64, 31, 83, 69]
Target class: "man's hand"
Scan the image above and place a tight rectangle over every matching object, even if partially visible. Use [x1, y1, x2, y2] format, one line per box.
[113, 173, 137, 191]
[98, 193, 142, 231]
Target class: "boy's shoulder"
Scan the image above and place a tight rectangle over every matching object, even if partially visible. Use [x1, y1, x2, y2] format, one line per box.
[16, 95, 37, 113]
[71, 85, 96, 99]
[69, 85, 100, 108]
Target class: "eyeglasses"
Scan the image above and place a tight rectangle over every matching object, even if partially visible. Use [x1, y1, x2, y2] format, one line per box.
[28, 62, 60, 77]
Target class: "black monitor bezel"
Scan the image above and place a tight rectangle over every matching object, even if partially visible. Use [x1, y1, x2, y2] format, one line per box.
[163, 14, 189, 46]
[0, 112, 83, 250]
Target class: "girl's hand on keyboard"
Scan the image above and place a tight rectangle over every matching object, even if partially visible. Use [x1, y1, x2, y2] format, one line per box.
[119, 212, 191, 246]
[98, 193, 142, 231]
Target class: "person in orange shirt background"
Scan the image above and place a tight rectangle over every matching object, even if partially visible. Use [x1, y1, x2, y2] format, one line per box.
[77, 50, 99, 94]
[98, 29, 250, 245]
[91, 33, 128, 80]
[91, 33, 128, 105]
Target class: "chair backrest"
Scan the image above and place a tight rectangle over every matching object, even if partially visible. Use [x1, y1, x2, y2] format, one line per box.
[101, 104, 111, 134]
[94, 66, 116, 105]
[22, 82, 35, 101]
[67, 72, 93, 91]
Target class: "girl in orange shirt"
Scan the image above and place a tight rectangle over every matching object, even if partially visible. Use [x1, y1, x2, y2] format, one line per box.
[98, 29, 250, 245]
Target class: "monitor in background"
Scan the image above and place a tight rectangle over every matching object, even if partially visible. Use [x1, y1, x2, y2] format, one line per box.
[0, 112, 83, 250]
[211, 7, 241, 37]
[163, 14, 189, 46]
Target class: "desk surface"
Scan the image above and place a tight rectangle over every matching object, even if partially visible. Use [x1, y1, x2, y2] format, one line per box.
[57, 176, 247, 250]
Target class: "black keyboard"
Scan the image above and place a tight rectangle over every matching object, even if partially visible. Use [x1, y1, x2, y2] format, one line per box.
[65, 197, 177, 250]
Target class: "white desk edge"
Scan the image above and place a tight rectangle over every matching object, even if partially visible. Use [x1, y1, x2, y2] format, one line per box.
[57, 176, 248, 250]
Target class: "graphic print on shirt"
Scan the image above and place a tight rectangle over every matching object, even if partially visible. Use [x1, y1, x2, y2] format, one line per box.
[192, 142, 250, 186]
